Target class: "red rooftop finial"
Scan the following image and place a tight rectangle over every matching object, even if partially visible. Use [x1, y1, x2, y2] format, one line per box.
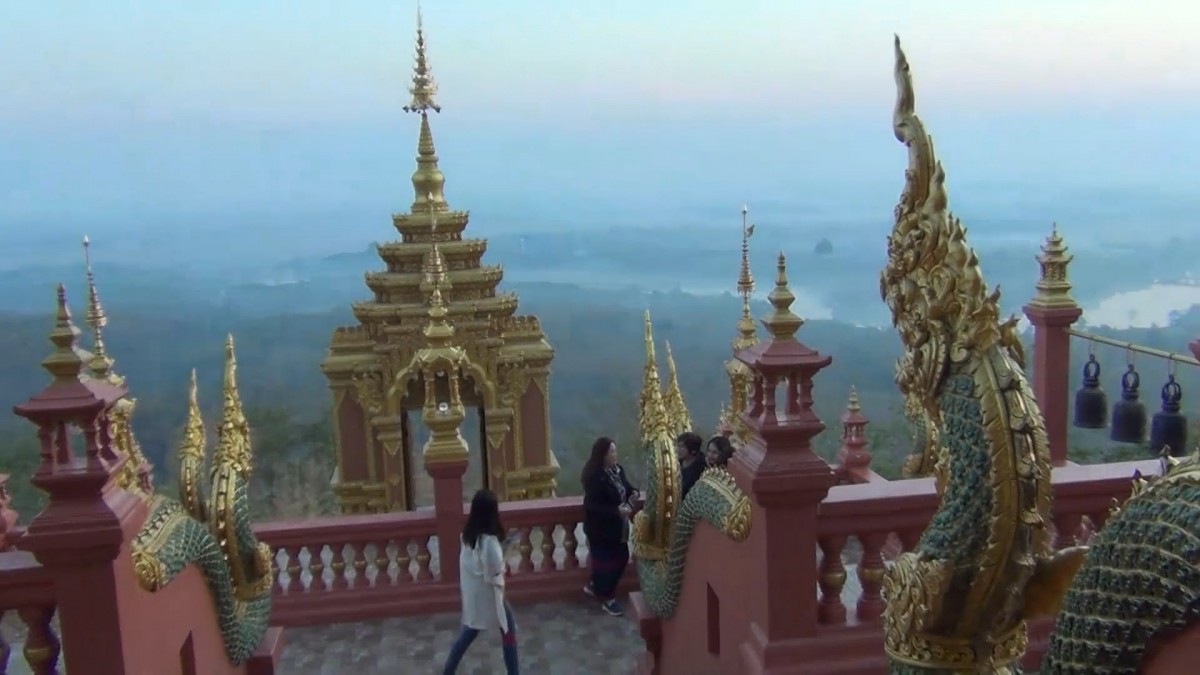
[836, 386, 873, 483]
[13, 284, 127, 473]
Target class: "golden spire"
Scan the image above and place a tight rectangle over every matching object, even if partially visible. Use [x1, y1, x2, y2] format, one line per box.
[419, 199, 454, 296]
[405, 5, 447, 213]
[733, 205, 758, 350]
[42, 283, 87, 383]
[214, 334, 252, 474]
[81, 235, 120, 382]
[1029, 223, 1077, 309]
[638, 310, 669, 445]
[762, 252, 804, 341]
[422, 244, 456, 346]
[662, 340, 693, 436]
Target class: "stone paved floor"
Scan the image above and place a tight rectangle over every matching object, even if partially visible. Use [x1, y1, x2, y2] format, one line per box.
[279, 596, 643, 675]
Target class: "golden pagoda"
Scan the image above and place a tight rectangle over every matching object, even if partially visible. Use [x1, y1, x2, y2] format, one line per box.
[322, 10, 557, 513]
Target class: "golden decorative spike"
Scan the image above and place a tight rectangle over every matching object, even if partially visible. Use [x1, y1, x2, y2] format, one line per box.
[406, 7, 447, 212]
[423, 245, 456, 346]
[733, 205, 758, 351]
[638, 310, 669, 445]
[662, 340, 693, 436]
[761, 252, 804, 341]
[81, 235, 117, 380]
[720, 206, 759, 442]
[1028, 223, 1078, 309]
[420, 227, 452, 294]
[178, 368, 209, 521]
[213, 334, 252, 475]
[181, 369, 207, 459]
[42, 283, 87, 383]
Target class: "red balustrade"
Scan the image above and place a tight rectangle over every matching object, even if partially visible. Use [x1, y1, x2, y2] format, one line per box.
[252, 496, 638, 627]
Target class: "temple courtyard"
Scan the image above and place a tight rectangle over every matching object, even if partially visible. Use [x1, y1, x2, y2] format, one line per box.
[278, 598, 643, 674]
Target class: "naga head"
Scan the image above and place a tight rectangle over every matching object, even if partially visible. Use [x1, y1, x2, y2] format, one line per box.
[882, 36, 1019, 409]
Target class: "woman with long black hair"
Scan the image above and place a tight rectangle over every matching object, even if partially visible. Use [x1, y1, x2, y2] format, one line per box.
[705, 435, 734, 469]
[442, 489, 519, 675]
[581, 436, 638, 617]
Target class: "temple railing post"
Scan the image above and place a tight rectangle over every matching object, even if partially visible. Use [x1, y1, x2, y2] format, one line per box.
[731, 253, 837, 670]
[1022, 225, 1081, 466]
[12, 284, 147, 675]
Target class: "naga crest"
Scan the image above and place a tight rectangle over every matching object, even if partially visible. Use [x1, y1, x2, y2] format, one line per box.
[633, 311, 752, 618]
[882, 37, 1024, 419]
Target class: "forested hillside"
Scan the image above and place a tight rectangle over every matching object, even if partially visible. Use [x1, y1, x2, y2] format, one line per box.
[1, 287, 1194, 520]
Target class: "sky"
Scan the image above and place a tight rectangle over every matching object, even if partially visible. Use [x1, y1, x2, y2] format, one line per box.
[0, 0, 1197, 234]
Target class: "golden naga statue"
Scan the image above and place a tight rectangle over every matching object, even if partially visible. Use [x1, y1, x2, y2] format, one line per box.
[130, 336, 272, 664]
[878, 37, 1084, 673]
[633, 311, 751, 618]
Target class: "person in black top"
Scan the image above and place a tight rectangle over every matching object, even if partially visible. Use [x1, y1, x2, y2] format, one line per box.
[676, 432, 706, 499]
[705, 435, 734, 469]
[581, 436, 638, 617]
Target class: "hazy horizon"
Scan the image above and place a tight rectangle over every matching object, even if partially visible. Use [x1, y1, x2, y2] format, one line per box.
[2, 1, 1198, 233]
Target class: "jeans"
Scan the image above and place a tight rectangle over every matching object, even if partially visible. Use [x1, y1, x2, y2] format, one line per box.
[442, 601, 519, 675]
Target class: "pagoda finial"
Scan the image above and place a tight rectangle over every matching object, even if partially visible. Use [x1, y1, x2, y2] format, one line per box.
[638, 310, 669, 445]
[42, 284, 86, 383]
[404, 2, 440, 115]
[837, 386, 872, 476]
[82, 235, 117, 381]
[1028, 223, 1077, 309]
[662, 340, 693, 436]
[733, 205, 758, 350]
[762, 252, 804, 341]
[406, 5, 447, 213]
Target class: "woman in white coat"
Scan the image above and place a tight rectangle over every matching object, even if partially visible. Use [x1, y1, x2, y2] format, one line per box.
[442, 489, 520, 674]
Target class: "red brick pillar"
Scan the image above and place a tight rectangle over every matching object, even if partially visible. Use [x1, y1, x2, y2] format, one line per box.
[12, 285, 148, 675]
[731, 253, 838, 673]
[1022, 226, 1082, 466]
[426, 458, 468, 584]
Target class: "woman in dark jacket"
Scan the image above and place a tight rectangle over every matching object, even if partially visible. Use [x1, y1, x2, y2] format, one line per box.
[581, 436, 637, 617]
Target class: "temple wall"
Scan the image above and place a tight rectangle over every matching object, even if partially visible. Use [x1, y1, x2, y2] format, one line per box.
[655, 523, 756, 674]
[116, 552, 248, 675]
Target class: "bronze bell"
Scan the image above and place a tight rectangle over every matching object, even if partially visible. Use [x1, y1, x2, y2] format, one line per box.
[1073, 354, 1108, 429]
[1149, 375, 1187, 456]
[1110, 364, 1147, 444]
